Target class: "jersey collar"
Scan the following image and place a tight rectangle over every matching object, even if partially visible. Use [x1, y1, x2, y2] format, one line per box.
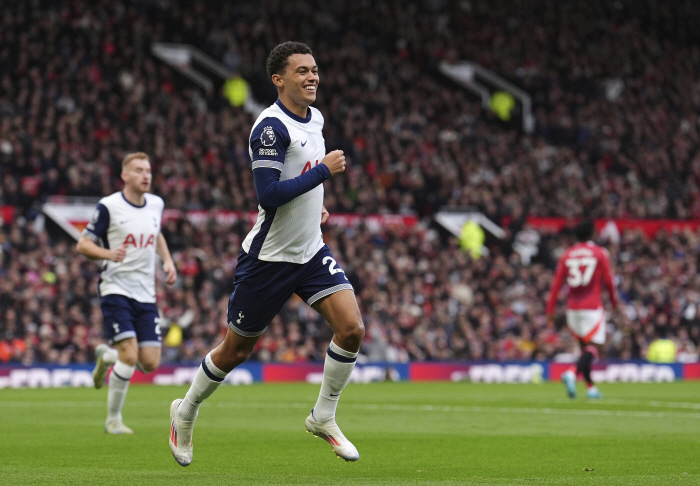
[121, 191, 147, 208]
[276, 99, 312, 124]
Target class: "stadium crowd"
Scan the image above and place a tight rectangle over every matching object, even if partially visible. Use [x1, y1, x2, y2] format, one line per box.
[1, 0, 700, 364]
[2, 216, 699, 365]
[3, 1, 700, 220]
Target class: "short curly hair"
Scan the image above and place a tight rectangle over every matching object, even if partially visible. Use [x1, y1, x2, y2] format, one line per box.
[575, 219, 595, 242]
[266, 41, 313, 79]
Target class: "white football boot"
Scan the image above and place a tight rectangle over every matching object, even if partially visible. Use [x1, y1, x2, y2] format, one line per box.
[305, 409, 360, 462]
[169, 399, 194, 467]
[105, 420, 133, 434]
[92, 344, 111, 389]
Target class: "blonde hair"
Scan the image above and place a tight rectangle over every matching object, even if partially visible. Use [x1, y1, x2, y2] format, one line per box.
[121, 152, 150, 171]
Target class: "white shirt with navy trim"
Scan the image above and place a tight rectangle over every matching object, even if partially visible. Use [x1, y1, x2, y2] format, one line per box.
[82, 192, 164, 303]
[242, 100, 326, 263]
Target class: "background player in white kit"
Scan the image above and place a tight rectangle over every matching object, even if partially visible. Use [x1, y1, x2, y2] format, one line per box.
[169, 42, 365, 466]
[77, 152, 177, 434]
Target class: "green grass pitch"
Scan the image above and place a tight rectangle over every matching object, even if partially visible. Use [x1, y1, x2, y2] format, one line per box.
[2, 381, 700, 485]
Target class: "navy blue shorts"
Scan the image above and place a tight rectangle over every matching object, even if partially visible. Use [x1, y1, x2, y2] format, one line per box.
[227, 244, 354, 337]
[100, 294, 162, 347]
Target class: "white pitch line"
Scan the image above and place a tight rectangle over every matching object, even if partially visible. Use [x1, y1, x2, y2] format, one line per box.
[648, 400, 700, 410]
[0, 401, 166, 407]
[3, 399, 700, 420]
[218, 401, 700, 420]
[597, 398, 700, 410]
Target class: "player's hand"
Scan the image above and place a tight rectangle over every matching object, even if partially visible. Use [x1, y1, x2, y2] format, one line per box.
[111, 244, 127, 262]
[546, 314, 555, 328]
[163, 261, 177, 285]
[613, 307, 628, 326]
[321, 205, 330, 224]
[320, 150, 346, 177]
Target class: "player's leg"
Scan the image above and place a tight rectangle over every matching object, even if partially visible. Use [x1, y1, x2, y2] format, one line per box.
[134, 303, 163, 373]
[94, 295, 127, 388]
[579, 310, 605, 398]
[93, 343, 118, 389]
[311, 289, 364, 419]
[305, 289, 364, 461]
[576, 341, 594, 385]
[180, 329, 261, 420]
[106, 336, 138, 434]
[294, 246, 364, 460]
[567, 308, 605, 399]
[581, 342, 604, 399]
[297, 246, 362, 419]
[170, 329, 261, 466]
[136, 346, 161, 373]
[105, 302, 161, 433]
[170, 329, 261, 465]
[562, 310, 591, 398]
[99, 295, 139, 433]
[561, 367, 578, 398]
[561, 327, 578, 398]
[170, 251, 294, 466]
[136, 345, 161, 379]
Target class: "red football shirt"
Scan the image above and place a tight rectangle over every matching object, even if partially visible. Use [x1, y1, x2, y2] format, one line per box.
[546, 241, 617, 314]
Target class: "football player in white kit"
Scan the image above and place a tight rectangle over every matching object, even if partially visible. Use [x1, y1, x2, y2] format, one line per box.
[169, 42, 365, 466]
[77, 152, 177, 434]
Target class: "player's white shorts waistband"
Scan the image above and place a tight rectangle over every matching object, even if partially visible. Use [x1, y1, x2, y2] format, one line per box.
[566, 308, 606, 345]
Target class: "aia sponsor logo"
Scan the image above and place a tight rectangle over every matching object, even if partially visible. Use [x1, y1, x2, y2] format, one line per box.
[123, 233, 156, 248]
[301, 160, 319, 174]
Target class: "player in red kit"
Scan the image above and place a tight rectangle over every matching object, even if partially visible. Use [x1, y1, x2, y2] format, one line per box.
[546, 220, 617, 399]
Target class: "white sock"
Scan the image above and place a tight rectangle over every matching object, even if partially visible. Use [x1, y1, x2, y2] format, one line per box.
[178, 352, 227, 421]
[313, 341, 358, 422]
[103, 348, 118, 364]
[107, 360, 135, 423]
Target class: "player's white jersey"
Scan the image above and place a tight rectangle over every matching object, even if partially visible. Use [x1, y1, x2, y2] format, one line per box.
[82, 192, 164, 303]
[242, 100, 326, 263]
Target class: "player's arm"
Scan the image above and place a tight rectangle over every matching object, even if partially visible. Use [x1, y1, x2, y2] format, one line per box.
[546, 257, 566, 324]
[249, 117, 344, 211]
[76, 236, 126, 262]
[254, 150, 345, 210]
[601, 249, 617, 309]
[76, 203, 126, 262]
[156, 232, 177, 285]
[321, 205, 330, 224]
